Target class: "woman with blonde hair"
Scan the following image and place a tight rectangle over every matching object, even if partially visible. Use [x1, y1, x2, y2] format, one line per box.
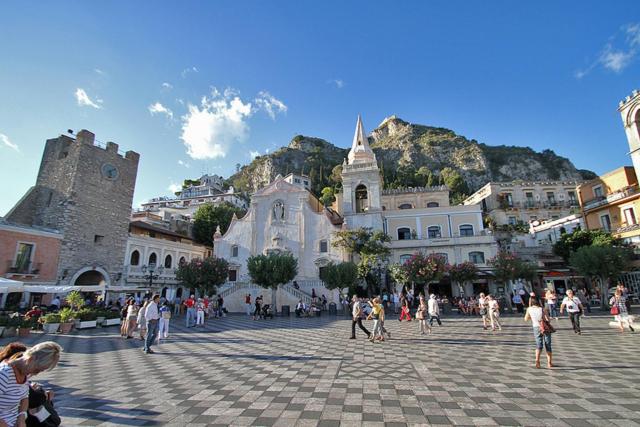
[0, 341, 62, 427]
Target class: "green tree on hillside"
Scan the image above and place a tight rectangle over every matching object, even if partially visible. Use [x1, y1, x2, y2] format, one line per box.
[192, 202, 247, 247]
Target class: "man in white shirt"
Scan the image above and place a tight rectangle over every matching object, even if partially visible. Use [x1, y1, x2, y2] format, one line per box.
[51, 296, 61, 310]
[427, 294, 442, 327]
[350, 296, 371, 339]
[560, 289, 583, 334]
[143, 294, 161, 354]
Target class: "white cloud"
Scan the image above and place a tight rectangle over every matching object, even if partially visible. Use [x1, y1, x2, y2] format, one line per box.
[162, 82, 173, 90]
[181, 66, 198, 78]
[75, 88, 103, 109]
[600, 45, 634, 72]
[180, 89, 253, 159]
[249, 150, 260, 159]
[626, 23, 640, 47]
[178, 160, 190, 168]
[576, 22, 639, 78]
[94, 68, 105, 75]
[328, 79, 345, 88]
[148, 102, 174, 119]
[0, 133, 19, 152]
[168, 182, 182, 193]
[254, 91, 288, 120]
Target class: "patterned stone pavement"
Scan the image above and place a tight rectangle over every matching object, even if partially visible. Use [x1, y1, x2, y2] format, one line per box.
[3, 312, 639, 426]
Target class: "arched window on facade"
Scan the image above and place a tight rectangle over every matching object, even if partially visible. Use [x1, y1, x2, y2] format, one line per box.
[399, 254, 412, 264]
[231, 245, 239, 257]
[459, 224, 474, 237]
[427, 226, 442, 239]
[164, 254, 172, 268]
[355, 184, 368, 213]
[398, 203, 413, 210]
[469, 251, 485, 264]
[148, 252, 157, 266]
[130, 250, 140, 266]
[397, 227, 412, 240]
[179, 256, 186, 266]
[426, 202, 439, 208]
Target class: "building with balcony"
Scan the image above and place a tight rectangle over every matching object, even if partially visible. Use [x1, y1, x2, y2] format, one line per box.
[140, 174, 248, 217]
[463, 181, 582, 227]
[0, 219, 62, 308]
[577, 166, 640, 245]
[111, 213, 211, 303]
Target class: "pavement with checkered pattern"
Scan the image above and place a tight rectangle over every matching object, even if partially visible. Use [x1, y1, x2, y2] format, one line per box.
[3, 310, 640, 426]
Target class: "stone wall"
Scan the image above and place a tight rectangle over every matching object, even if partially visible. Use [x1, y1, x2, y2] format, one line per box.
[6, 130, 139, 286]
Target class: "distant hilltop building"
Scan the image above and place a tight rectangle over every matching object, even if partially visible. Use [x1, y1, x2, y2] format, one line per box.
[140, 174, 248, 218]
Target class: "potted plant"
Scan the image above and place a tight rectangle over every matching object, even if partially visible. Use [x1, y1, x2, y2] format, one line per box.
[41, 313, 62, 334]
[103, 310, 122, 326]
[59, 307, 76, 334]
[96, 309, 107, 326]
[66, 290, 85, 310]
[18, 318, 35, 337]
[75, 308, 98, 329]
[3, 316, 20, 337]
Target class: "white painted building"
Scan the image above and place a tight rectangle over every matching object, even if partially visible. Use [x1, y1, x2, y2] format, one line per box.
[107, 214, 211, 303]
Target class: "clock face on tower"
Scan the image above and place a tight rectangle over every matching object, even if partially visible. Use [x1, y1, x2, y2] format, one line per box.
[101, 163, 119, 180]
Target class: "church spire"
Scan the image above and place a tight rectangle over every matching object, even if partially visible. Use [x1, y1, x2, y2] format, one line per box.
[347, 115, 376, 164]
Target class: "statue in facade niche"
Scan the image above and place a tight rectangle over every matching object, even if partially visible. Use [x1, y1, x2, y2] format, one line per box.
[272, 200, 285, 222]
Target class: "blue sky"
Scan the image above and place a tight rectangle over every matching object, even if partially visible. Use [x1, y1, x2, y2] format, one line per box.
[1, 1, 639, 215]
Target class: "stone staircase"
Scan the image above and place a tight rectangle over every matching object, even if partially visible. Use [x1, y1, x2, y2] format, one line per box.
[215, 280, 331, 312]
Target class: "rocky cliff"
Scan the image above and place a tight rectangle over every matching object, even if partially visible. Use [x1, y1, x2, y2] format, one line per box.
[227, 116, 594, 198]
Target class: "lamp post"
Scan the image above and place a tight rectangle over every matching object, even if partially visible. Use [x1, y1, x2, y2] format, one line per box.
[141, 263, 164, 296]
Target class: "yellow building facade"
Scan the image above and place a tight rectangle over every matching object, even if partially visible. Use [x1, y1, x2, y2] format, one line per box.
[577, 166, 640, 245]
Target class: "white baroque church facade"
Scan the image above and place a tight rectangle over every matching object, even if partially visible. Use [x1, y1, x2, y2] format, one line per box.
[214, 117, 498, 311]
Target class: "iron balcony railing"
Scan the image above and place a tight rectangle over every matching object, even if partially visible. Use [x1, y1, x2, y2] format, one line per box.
[583, 186, 640, 211]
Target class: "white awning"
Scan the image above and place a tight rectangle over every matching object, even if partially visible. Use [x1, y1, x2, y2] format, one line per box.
[22, 284, 105, 294]
[0, 277, 24, 293]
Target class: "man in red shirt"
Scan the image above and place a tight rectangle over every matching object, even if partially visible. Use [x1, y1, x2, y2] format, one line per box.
[184, 294, 196, 327]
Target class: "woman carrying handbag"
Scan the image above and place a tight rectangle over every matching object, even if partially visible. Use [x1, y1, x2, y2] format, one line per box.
[610, 289, 634, 333]
[524, 295, 555, 369]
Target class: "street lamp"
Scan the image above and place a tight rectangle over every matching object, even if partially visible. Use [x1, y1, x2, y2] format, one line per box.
[141, 263, 164, 294]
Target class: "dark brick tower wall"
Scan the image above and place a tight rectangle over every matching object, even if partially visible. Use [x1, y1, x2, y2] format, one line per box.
[6, 130, 139, 286]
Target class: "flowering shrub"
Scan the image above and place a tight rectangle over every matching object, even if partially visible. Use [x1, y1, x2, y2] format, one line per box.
[175, 256, 229, 295]
[449, 261, 478, 284]
[487, 251, 536, 283]
[401, 253, 449, 284]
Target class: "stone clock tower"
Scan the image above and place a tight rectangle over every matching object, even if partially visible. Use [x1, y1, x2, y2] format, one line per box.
[6, 130, 139, 287]
[339, 116, 384, 230]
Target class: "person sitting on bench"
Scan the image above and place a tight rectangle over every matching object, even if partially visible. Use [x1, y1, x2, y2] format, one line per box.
[295, 300, 306, 317]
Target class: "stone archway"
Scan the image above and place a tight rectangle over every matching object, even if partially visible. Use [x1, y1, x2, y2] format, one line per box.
[69, 266, 110, 287]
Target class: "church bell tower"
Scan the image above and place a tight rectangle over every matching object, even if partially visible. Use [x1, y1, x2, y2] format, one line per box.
[340, 115, 384, 230]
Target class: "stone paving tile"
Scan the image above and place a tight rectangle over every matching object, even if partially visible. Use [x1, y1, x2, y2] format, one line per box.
[3, 313, 640, 426]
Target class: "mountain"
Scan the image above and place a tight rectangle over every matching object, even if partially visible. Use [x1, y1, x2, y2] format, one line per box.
[226, 116, 595, 199]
